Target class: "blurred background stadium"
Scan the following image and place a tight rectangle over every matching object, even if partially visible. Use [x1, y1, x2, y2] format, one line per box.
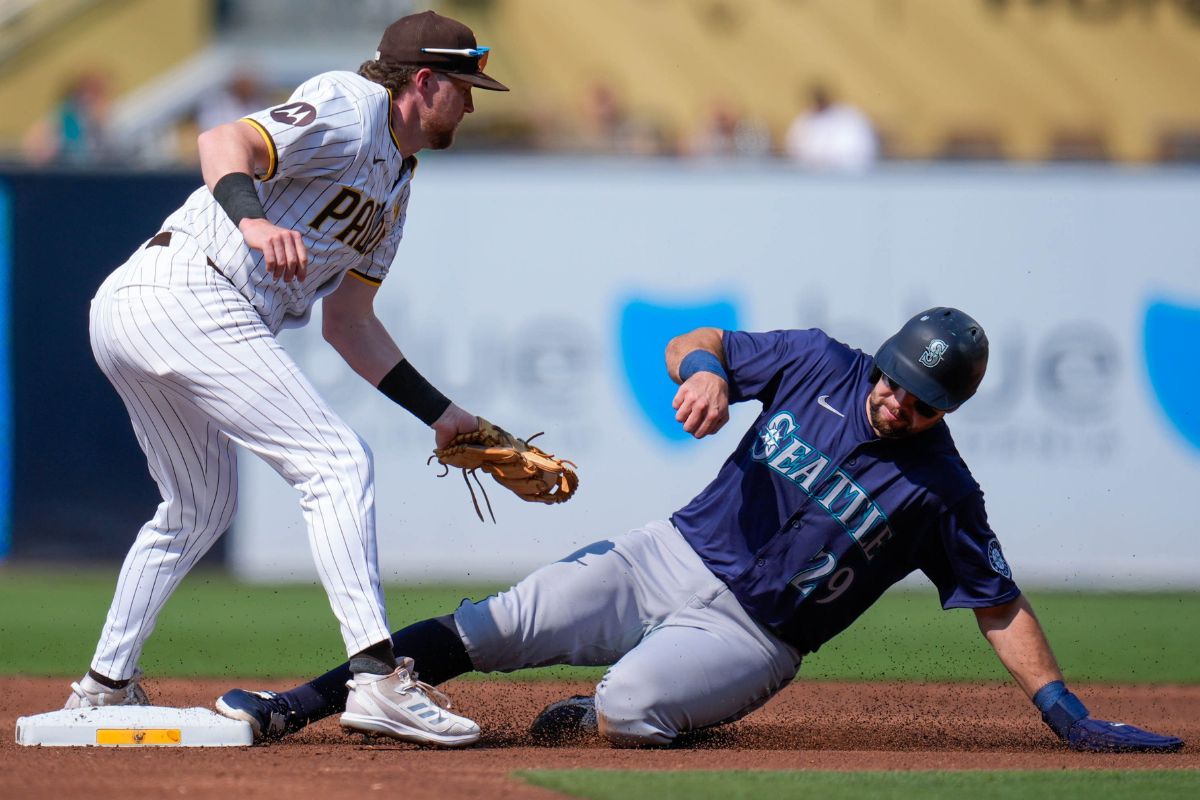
[5, 0, 1200, 163]
[1, 0, 1198, 602]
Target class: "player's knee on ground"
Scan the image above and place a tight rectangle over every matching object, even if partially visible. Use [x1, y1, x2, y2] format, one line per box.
[594, 679, 676, 747]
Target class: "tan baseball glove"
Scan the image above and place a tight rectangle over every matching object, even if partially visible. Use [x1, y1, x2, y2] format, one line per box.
[431, 417, 579, 522]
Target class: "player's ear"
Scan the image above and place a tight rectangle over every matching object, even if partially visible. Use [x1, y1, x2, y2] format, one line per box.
[413, 68, 439, 96]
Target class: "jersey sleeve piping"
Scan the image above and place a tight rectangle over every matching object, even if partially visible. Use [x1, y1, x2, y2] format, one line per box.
[348, 269, 383, 287]
[385, 89, 403, 155]
[240, 117, 278, 181]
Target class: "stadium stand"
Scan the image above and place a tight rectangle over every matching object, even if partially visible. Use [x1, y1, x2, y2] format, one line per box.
[3, 0, 1199, 163]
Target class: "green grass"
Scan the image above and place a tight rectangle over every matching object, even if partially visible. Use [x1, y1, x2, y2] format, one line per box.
[0, 566, 508, 678]
[517, 769, 1200, 800]
[2, 565, 1197, 682]
[802, 589, 1200, 683]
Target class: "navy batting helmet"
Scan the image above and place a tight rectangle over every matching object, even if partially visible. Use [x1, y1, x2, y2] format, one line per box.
[872, 307, 988, 412]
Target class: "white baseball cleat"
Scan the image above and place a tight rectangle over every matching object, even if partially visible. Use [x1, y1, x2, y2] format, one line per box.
[64, 670, 151, 709]
[340, 657, 480, 747]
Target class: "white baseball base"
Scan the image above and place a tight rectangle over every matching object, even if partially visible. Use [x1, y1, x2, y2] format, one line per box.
[15, 706, 253, 747]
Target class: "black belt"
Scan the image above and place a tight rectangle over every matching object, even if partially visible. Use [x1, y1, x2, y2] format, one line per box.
[145, 231, 219, 271]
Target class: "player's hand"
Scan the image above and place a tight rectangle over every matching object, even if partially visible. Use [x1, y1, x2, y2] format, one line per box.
[240, 218, 308, 282]
[432, 403, 479, 449]
[1064, 718, 1183, 753]
[672, 372, 729, 439]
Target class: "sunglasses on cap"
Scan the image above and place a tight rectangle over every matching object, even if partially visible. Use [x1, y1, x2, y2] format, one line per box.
[882, 375, 940, 418]
[421, 46, 490, 70]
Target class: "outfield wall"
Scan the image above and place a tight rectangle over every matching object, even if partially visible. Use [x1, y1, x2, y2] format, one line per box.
[229, 159, 1200, 588]
[0, 169, 200, 562]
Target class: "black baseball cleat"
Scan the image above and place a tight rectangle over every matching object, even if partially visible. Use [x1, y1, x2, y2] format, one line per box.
[215, 689, 302, 742]
[529, 695, 598, 746]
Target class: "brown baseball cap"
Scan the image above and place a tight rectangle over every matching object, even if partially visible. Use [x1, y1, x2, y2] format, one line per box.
[376, 10, 509, 92]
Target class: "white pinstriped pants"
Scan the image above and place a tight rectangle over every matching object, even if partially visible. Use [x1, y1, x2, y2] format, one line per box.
[86, 232, 391, 680]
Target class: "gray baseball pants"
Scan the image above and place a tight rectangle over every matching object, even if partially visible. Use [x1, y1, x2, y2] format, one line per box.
[454, 519, 802, 746]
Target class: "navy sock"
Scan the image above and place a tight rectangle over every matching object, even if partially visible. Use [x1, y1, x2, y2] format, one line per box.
[281, 615, 474, 726]
[348, 639, 397, 676]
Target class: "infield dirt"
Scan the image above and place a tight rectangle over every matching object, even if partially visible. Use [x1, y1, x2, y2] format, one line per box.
[3, 677, 1197, 799]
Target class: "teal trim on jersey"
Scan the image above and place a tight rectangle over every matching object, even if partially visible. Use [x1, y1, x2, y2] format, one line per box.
[0, 183, 10, 559]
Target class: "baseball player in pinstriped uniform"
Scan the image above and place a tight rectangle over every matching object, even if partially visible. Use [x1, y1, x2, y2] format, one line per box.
[67, 11, 507, 747]
[217, 309, 1182, 753]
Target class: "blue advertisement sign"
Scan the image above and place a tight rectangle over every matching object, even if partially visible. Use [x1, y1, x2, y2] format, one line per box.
[1144, 298, 1200, 456]
[619, 295, 739, 442]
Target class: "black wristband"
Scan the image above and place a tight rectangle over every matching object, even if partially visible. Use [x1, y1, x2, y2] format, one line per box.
[212, 172, 266, 226]
[377, 359, 451, 426]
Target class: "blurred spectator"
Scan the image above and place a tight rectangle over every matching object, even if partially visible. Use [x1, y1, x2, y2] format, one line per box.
[22, 70, 116, 166]
[577, 81, 669, 155]
[784, 83, 878, 172]
[1047, 128, 1109, 162]
[937, 127, 1006, 162]
[684, 99, 772, 159]
[1157, 127, 1200, 164]
[196, 71, 271, 132]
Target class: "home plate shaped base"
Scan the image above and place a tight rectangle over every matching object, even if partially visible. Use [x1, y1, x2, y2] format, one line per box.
[16, 705, 253, 747]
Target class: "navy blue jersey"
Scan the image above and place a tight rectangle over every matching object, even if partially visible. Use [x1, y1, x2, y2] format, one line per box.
[672, 329, 1020, 655]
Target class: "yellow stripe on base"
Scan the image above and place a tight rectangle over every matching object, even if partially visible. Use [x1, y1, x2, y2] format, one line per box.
[240, 118, 278, 181]
[96, 728, 182, 745]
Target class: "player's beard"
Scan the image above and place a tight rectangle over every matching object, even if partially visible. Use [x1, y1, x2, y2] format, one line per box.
[425, 122, 457, 150]
[867, 396, 914, 439]
[421, 109, 460, 150]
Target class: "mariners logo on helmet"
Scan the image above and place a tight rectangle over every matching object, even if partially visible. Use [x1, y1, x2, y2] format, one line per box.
[919, 339, 949, 368]
[873, 307, 988, 412]
[987, 539, 1012, 578]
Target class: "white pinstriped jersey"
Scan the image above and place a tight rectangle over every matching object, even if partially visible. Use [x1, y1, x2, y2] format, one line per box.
[83, 68, 432, 683]
[161, 70, 414, 333]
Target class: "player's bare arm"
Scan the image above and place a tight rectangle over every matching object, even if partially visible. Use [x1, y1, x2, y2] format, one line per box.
[197, 120, 308, 283]
[973, 594, 1063, 698]
[323, 277, 475, 447]
[666, 327, 730, 439]
[974, 594, 1180, 750]
[322, 277, 404, 382]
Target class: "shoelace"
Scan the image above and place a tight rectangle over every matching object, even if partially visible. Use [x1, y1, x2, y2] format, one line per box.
[394, 670, 454, 711]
